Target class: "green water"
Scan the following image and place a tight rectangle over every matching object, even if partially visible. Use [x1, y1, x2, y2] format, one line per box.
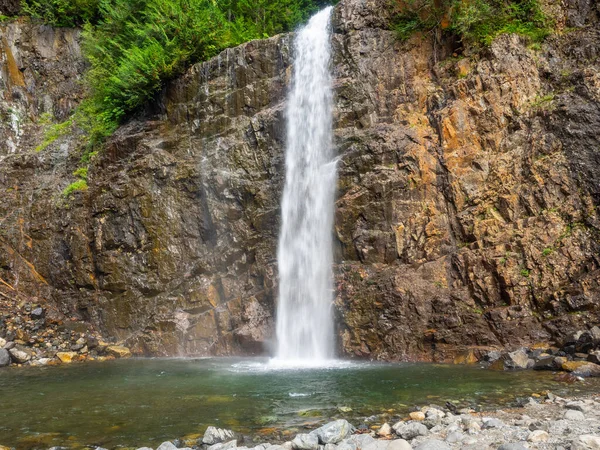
[0, 358, 596, 449]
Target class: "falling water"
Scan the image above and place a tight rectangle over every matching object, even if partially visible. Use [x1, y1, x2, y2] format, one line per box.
[275, 7, 336, 363]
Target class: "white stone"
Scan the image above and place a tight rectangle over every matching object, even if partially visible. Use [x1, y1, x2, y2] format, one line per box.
[565, 410, 586, 420]
[156, 443, 178, 450]
[378, 423, 393, 437]
[527, 430, 549, 442]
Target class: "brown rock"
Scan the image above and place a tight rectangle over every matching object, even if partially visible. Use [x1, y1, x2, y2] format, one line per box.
[105, 345, 132, 359]
[56, 352, 78, 363]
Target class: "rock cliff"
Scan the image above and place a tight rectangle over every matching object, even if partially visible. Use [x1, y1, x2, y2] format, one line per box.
[1, 0, 599, 361]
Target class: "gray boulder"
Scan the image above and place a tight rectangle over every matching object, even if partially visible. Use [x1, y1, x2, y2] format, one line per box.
[156, 443, 178, 450]
[388, 440, 412, 450]
[565, 410, 586, 420]
[313, 420, 355, 444]
[9, 346, 31, 364]
[208, 441, 238, 450]
[0, 348, 10, 367]
[202, 427, 236, 445]
[393, 422, 428, 440]
[413, 440, 450, 450]
[345, 434, 374, 449]
[292, 434, 319, 450]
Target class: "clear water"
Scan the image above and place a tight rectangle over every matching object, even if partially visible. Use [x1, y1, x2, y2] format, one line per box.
[1, 358, 597, 449]
[276, 7, 336, 361]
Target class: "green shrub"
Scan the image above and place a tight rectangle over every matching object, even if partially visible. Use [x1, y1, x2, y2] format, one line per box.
[393, 0, 550, 47]
[62, 179, 88, 197]
[21, 0, 100, 27]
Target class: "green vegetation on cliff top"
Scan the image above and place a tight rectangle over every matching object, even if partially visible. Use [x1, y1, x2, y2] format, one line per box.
[19, 0, 331, 153]
[393, 0, 550, 47]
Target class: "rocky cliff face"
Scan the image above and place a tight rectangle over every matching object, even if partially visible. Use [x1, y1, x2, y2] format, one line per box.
[1, 0, 599, 361]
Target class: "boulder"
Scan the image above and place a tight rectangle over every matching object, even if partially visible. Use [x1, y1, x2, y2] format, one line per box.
[587, 351, 600, 365]
[56, 352, 78, 363]
[9, 347, 31, 363]
[105, 345, 132, 358]
[202, 427, 236, 445]
[503, 349, 530, 369]
[313, 420, 355, 444]
[527, 430, 549, 442]
[0, 348, 10, 367]
[378, 423, 393, 437]
[156, 443, 178, 450]
[292, 434, 319, 450]
[409, 412, 425, 421]
[533, 356, 558, 370]
[565, 410, 585, 420]
[209, 441, 237, 450]
[393, 422, 428, 440]
[387, 440, 412, 450]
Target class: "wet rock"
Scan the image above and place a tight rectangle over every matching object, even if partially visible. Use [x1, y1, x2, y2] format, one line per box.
[313, 420, 355, 444]
[587, 351, 600, 365]
[393, 422, 428, 440]
[292, 434, 319, 450]
[0, 348, 10, 367]
[413, 440, 450, 450]
[56, 352, 78, 363]
[533, 356, 559, 370]
[105, 345, 132, 358]
[202, 427, 236, 445]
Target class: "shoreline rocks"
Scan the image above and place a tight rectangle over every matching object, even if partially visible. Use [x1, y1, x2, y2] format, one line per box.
[0, 298, 132, 369]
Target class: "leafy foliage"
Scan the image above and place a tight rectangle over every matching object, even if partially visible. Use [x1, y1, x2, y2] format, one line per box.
[393, 0, 550, 47]
[21, 0, 100, 27]
[76, 0, 332, 148]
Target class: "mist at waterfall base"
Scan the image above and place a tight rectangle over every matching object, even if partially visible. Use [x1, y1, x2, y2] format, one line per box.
[274, 6, 336, 365]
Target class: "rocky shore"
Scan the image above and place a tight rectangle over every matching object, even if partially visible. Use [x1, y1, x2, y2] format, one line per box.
[3, 392, 598, 450]
[0, 296, 132, 368]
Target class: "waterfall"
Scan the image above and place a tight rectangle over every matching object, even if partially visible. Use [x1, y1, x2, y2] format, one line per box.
[275, 7, 336, 363]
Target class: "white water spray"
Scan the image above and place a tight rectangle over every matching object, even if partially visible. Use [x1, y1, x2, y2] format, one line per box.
[274, 7, 336, 363]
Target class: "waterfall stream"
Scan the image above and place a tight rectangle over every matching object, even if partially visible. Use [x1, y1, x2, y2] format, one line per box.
[275, 7, 336, 363]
